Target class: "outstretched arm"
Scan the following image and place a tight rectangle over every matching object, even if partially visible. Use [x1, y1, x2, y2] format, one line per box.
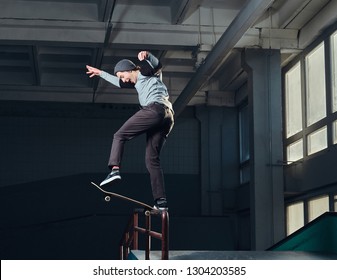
[86, 65, 121, 88]
[86, 65, 101, 78]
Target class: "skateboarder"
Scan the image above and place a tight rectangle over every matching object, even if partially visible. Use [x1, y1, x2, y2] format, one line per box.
[86, 51, 174, 210]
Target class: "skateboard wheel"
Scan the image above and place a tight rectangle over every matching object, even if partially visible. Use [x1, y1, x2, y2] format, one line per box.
[104, 196, 111, 202]
[145, 210, 150, 216]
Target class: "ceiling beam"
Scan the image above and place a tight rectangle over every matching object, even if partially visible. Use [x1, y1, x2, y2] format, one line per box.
[299, 0, 337, 49]
[173, 0, 274, 116]
[109, 22, 299, 51]
[0, 19, 106, 47]
[170, 0, 201, 24]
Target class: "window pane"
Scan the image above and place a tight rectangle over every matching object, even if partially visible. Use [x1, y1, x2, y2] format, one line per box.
[239, 105, 249, 162]
[308, 195, 329, 222]
[333, 120, 337, 144]
[240, 165, 250, 184]
[306, 43, 326, 126]
[285, 62, 302, 137]
[307, 126, 327, 155]
[286, 202, 304, 235]
[331, 31, 337, 112]
[287, 139, 303, 163]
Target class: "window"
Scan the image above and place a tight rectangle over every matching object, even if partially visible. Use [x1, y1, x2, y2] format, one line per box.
[284, 29, 337, 163]
[287, 139, 303, 163]
[240, 165, 250, 184]
[239, 104, 250, 184]
[285, 62, 302, 137]
[287, 194, 334, 235]
[333, 120, 337, 144]
[331, 31, 337, 113]
[305, 42, 326, 126]
[307, 126, 327, 155]
[286, 202, 304, 235]
[308, 195, 329, 222]
[239, 104, 249, 162]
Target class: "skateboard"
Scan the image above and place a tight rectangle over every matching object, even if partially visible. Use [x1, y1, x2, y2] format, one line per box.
[90, 182, 155, 212]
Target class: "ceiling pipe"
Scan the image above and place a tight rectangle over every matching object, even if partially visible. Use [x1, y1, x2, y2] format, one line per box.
[173, 0, 274, 116]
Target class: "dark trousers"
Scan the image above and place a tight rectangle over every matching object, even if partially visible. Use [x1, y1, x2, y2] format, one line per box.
[108, 102, 174, 200]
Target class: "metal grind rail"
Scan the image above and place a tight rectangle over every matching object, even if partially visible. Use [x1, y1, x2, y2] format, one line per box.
[119, 208, 169, 260]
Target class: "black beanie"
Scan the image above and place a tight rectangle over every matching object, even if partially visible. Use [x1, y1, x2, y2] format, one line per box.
[114, 59, 136, 75]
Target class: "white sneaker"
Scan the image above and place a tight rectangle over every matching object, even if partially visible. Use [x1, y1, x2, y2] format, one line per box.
[100, 169, 121, 186]
[153, 198, 168, 211]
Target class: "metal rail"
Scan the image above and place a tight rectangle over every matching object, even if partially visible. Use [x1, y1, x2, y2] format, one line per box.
[119, 208, 169, 260]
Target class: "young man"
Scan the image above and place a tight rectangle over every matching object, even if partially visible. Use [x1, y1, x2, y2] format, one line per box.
[86, 51, 174, 210]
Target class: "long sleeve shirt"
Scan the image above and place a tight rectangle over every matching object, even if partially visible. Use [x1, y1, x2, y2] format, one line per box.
[99, 53, 173, 111]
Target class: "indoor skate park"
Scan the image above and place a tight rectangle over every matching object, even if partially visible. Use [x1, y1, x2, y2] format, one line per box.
[1, 0, 337, 260]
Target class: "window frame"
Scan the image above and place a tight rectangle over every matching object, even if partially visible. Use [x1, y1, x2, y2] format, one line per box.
[285, 191, 337, 236]
[282, 22, 337, 164]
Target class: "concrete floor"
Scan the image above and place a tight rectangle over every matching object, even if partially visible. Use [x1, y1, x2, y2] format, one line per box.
[130, 250, 337, 260]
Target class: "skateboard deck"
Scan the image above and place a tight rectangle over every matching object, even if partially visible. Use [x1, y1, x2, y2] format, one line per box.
[91, 181, 154, 211]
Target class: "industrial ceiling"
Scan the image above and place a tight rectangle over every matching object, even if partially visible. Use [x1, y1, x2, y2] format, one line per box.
[0, 0, 336, 115]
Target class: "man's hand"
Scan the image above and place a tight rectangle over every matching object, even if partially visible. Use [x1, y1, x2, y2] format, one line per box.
[138, 51, 148, 61]
[86, 65, 101, 78]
